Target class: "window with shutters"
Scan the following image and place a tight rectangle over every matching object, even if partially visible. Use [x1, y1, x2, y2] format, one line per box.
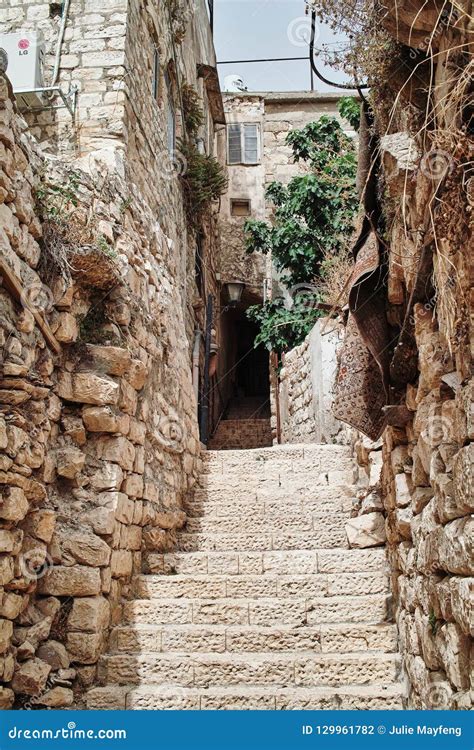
[227, 123, 260, 165]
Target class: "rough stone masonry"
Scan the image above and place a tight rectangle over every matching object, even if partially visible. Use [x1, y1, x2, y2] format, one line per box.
[0, 70, 201, 707]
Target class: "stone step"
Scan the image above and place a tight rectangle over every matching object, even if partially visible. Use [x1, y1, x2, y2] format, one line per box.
[202, 444, 353, 471]
[133, 571, 389, 600]
[185, 490, 355, 517]
[109, 623, 398, 655]
[175, 527, 349, 552]
[184, 511, 350, 535]
[147, 547, 388, 576]
[123, 594, 390, 627]
[87, 683, 405, 710]
[198, 471, 354, 495]
[97, 651, 401, 688]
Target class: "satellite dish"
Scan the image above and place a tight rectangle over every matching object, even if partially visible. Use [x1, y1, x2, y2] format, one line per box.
[223, 74, 248, 92]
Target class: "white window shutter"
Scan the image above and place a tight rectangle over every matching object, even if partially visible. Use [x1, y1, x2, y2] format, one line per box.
[228, 124, 242, 164]
[243, 124, 258, 164]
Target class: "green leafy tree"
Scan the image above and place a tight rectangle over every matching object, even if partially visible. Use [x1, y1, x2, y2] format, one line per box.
[244, 100, 358, 352]
[247, 296, 322, 353]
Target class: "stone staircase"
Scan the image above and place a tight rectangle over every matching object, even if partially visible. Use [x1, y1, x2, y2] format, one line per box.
[208, 418, 272, 450]
[86, 444, 405, 710]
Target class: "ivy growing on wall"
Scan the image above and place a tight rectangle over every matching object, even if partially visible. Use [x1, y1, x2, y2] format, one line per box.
[179, 85, 228, 229]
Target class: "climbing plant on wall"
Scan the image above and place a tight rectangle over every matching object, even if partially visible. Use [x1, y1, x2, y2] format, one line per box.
[245, 99, 358, 353]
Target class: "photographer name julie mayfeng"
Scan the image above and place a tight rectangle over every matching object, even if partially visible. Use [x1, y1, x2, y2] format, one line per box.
[301, 724, 463, 738]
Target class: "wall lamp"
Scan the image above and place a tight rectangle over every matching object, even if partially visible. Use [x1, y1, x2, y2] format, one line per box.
[224, 280, 245, 305]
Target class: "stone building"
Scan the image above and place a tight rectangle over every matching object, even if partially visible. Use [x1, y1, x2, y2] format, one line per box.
[0, 0, 228, 706]
[209, 91, 351, 449]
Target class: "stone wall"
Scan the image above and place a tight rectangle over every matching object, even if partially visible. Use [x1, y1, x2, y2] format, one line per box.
[0, 0, 129, 154]
[275, 318, 345, 445]
[0, 0, 223, 356]
[347, 3, 473, 709]
[0, 74, 201, 707]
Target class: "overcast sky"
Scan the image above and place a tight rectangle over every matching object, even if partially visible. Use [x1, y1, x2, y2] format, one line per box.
[213, 0, 349, 93]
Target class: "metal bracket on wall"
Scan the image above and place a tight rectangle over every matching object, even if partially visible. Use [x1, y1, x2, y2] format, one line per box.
[14, 85, 78, 117]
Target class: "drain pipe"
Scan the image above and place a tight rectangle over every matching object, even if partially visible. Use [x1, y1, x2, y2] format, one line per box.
[192, 329, 202, 407]
[51, 0, 71, 87]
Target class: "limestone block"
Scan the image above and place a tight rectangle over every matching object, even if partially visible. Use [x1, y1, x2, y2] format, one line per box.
[66, 632, 104, 664]
[449, 577, 473, 636]
[53, 312, 79, 343]
[345, 513, 386, 548]
[38, 566, 102, 596]
[0, 556, 14, 586]
[435, 623, 471, 689]
[395, 473, 412, 507]
[36, 687, 74, 707]
[0, 486, 28, 521]
[436, 517, 473, 575]
[68, 596, 110, 634]
[90, 463, 123, 490]
[0, 592, 24, 620]
[119, 379, 137, 415]
[412, 487, 433, 515]
[37, 640, 70, 670]
[82, 507, 115, 536]
[0, 618, 13, 653]
[97, 491, 134, 524]
[56, 371, 119, 406]
[61, 530, 111, 567]
[82, 406, 129, 434]
[126, 359, 147, 390]
[11, 658, 51, 696]
[84, 345, 131, 376]
[56, 447, 86, 478]
[417, 333, 447, 391]
[14, 616, 52, 650]
[110, 550, 133, 578]
[121, 473, 143, 498]
[61, 415, 87, 445]
[448, 445, 474, 519]
[128, 419, 146, 445]
[368, 452, 383, 486]
[21, 510, 56, 543]
[0, 529, 17, 553]
[391, 445, 409, 473]
[0, 687, 14, 709]
[96, 436, 135, 470]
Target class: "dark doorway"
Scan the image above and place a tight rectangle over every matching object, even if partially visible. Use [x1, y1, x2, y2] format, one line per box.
[233, 318, 270, 415]
[208, 303, 272, 449]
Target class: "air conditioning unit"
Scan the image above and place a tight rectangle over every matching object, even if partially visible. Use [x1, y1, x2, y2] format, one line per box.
[0, 32, 45, 108]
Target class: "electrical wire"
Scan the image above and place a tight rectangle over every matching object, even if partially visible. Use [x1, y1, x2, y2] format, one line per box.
[309, 10, 369, 93]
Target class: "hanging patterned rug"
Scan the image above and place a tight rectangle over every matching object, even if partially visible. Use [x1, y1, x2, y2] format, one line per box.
[332, 230, 390, 441]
